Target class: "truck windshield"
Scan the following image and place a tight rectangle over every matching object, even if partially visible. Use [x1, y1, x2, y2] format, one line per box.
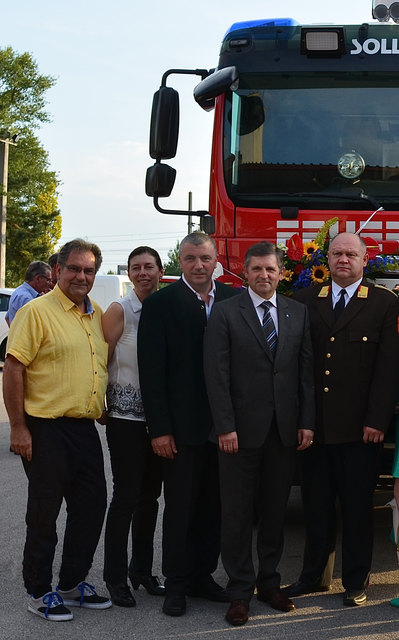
[224, 73, 399, 209]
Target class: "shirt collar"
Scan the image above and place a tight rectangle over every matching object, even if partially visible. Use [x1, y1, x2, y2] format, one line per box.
[130, 289, 142, 312]
[248, 287, 278, 309]
[182, 274, 216, 300]
[331, 277, 363, 300]
[23, 281, 40, 297]
[53, 284, 94, 315]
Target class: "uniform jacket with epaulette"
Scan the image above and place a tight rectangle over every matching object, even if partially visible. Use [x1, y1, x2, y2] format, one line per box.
[294, 280, 399, 444]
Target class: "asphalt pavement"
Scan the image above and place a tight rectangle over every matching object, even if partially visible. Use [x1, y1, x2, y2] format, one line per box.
[1, 373, 399, 640]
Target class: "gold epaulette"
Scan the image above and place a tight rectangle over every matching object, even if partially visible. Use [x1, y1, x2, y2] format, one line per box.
[374, 283, 398, 296]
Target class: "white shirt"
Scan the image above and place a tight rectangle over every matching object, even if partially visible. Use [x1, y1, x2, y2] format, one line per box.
[248, 287, 279, 334]
[331, 277, 363, 310]
[182, 274, 216, 318]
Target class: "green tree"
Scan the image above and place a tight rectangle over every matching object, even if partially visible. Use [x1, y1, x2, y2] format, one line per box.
[0, 47, 61, 286]
[164, 240, 182, 276]
[0, 47, 55, 132]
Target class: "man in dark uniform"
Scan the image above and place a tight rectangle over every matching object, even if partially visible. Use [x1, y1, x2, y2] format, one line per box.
[137, 232, 239, 617]
[284, 232, 399, 606]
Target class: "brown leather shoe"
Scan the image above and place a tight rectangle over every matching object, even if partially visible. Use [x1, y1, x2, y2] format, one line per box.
[225, 599, 249, 626]
[257, 588, 295, 612]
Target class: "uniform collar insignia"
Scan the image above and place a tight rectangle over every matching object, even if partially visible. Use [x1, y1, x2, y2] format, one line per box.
[357, 285, 369, 298]
[318, 285, 330, 298]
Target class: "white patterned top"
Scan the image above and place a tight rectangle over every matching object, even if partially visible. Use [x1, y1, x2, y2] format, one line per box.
[106, 289, 145, 421]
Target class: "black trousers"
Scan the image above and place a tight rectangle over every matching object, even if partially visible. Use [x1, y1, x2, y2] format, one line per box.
[22, 416, 107, 598]
[218, 424, 297, 601]
[161, 441, 220, 593]
[103, 417, 162, 584]
[298, 440, 380, 590]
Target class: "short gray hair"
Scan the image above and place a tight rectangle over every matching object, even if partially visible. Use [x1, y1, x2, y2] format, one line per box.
[244, 242, 284, 270]
[25, 261, 51, 282]
[179, 232, 217, 257]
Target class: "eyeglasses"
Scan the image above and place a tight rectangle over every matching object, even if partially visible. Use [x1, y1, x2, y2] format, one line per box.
[63, 265, 96, 276]
[39, 275, 52, 284]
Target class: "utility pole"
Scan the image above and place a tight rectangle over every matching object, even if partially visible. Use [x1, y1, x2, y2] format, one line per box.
[187, 191, 194, 235]
[0, 133, 18, 287]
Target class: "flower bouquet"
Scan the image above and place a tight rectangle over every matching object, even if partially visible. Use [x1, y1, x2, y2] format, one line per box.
[277, 217, 399, 296]
[277, 218, 337, 296]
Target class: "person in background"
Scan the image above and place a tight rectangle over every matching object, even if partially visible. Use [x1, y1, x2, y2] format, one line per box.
[5, 260, 51, 326]
[103, 246, 165, 607]
[138, 232, 238, 617]
[48, 253, 59, 288]
[3, 238, 111, 622]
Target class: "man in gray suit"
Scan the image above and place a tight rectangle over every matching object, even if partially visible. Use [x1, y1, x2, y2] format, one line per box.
[204, 241, 315, 626]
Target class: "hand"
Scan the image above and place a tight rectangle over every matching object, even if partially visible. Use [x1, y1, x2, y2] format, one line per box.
[363, 426, 384, 444]
[297, 429, 314, 451]
[10, 423, 32, 461]
[151, 434, 177, 459]
[218, 431, 238, 454]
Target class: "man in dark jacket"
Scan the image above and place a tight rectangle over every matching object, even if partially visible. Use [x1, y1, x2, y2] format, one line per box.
[137, 232, 238, 617]
[285, 232, 399, 607]
[204, 241, 315, 626]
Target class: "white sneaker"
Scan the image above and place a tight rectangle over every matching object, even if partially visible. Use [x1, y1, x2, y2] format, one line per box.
[57, 582, 112, 609]
[28, 591, 73, 621]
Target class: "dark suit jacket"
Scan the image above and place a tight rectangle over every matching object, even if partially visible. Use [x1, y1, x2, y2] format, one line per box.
[294, 280, 399, 444]
[203, 290, 315, 448]
[137, 278, 239, 446]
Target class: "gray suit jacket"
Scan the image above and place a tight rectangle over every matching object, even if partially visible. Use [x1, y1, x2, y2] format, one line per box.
[203, 290, 315, 448]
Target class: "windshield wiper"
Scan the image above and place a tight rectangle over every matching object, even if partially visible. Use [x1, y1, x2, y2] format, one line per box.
[295, 190, 382, 211]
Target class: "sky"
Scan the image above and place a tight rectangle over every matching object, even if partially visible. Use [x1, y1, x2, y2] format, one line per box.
[3, 0, 374, 272]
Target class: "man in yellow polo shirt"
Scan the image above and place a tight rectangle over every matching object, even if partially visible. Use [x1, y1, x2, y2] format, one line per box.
[3, 238, 111, 622]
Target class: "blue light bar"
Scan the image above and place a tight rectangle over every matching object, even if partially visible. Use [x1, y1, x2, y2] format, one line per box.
[224, 18, 298, 39]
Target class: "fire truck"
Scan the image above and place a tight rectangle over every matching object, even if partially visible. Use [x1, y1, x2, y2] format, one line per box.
[146, 2, 399, 281]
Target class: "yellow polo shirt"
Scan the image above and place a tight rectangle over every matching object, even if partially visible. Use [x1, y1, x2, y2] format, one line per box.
[7, 284, 108, 420]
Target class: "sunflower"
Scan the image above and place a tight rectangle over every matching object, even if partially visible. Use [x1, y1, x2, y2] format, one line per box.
[303, 241, 319, 260]
[311, 264, 329, 283]
[283, 269, 294, 282]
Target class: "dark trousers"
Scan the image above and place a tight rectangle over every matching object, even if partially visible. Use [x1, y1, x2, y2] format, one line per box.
[22, 416, 107, 598]
[103, 417, 162, 584]
[219, 424, 297, 600]
[161, 441, 220, 593]
[299, 441, 380, 590]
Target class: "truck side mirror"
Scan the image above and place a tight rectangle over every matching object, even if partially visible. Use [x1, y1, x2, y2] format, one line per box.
[145, 163, 176, 198]
[201, 214, 216, 235]
[194, 66, 238, 111]
[149, 86, 180, 160]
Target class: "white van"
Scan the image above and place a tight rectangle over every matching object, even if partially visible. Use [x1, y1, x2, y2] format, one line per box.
[89, 274, 132, 311]
[0, 288, 14, 361]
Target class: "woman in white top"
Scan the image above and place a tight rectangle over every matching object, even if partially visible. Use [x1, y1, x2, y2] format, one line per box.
[102, 246, 164, 607]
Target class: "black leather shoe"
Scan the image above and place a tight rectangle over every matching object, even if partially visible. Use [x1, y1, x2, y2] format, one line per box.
[106, 583, 136, 607]
[343, 590, 367, 606]
[186, 575, 229, 602]
[257, 588, 295, 612]
[129, 573, 165, 596]
[162, 592, 186, 616]
[225, 599, 249, 626]
[282, 580, 331, 598]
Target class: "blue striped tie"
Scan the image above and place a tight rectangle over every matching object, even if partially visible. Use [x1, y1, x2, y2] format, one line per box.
[261, 301, 277, 356]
